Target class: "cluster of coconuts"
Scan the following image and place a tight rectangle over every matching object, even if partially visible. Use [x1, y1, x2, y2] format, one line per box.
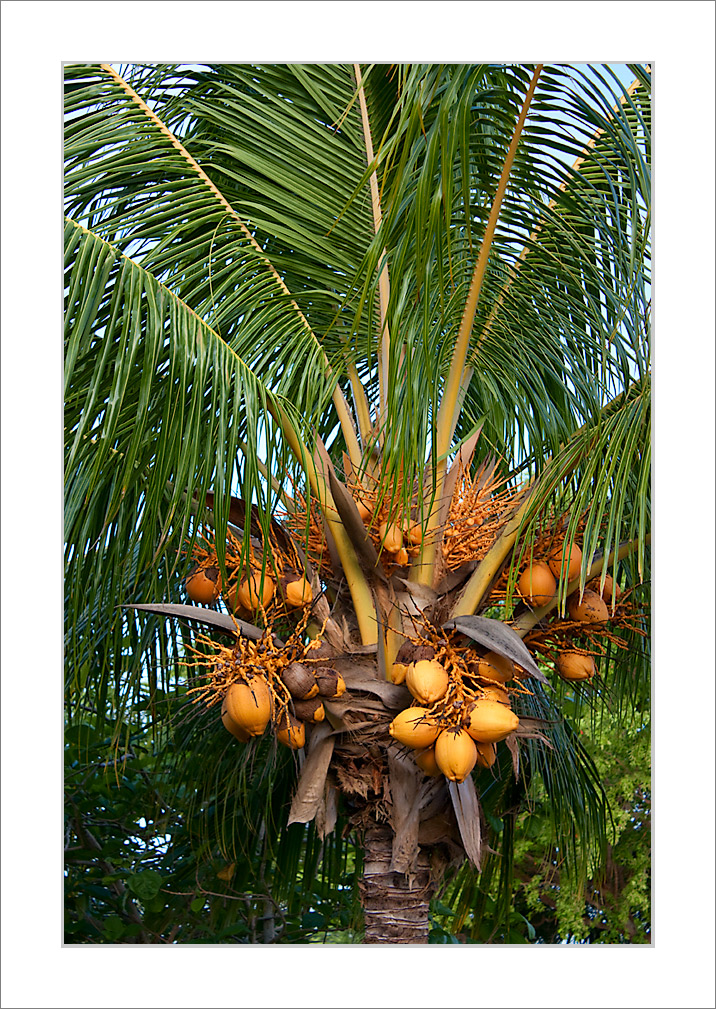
[185, 563, 312, 614]
[388, 643, 520, 784]
[220, 661, 346, 749]
[353, 492, 423, 568]
[517, 540, 623, 684]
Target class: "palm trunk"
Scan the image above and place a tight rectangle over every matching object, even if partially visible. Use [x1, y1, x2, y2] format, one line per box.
[359, 822, 435, 944]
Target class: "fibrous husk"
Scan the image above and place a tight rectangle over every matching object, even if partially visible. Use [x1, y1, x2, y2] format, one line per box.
[282, 662, 319, 700]
[291, 696, 326, 723]
[315, 667, 346, 699]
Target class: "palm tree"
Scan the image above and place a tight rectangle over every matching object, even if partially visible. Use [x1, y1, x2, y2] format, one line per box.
[64, 62, 651, 944]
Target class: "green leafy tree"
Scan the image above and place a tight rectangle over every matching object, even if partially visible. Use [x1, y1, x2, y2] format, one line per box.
[64, 62, 651, 943]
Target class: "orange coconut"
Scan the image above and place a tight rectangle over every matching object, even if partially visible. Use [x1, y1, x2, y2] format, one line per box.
[389, 707, 441, 749]
[518, 562, 556, 608]
[479, 683, 511, 706]
[435, 728, 478, 783]
[474, 740, 498, 769]
[224, 678, 273, 737]
[276, 713, 306, 750]
[238, 572, 275, 611]
[476, 651, 515, 684]
[379, 521, 404, 554]
[405, 523, 423, 546]
[547, 541, 583, 582]
[285, 577, 312, 608]
[186, 566, 222, 605]
[220, 696, 251, 742]
[590, 573, 622, 601]
[567, 589, 609, 624]
[414, 746, 441, 777]
[464, 699, 519, 743]
[355, 499, 372, 523]
[555, 652, 596, 681]
[406, 659, 450, 706]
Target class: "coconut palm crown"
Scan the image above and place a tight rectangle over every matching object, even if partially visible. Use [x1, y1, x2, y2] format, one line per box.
[64, 62, 651, 943]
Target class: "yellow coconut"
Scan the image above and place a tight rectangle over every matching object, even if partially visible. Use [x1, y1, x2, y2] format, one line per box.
[224, 678, 273, 737]
[435, 728, 478, 783]
[479, 683, 511, 706]
[379, 521, 404, 553]
[518, 562, 556, 608]
[389, 707, 441, 749]
[285, 577, 312, 608]
[567, 589, 609, 624]
[391, 661, 409, 685]
[186, 566, 221, 605]
[406, 659, 449, 706]
[474, 740, 498, 769]
[394, 547, 409, 567]
[276, 713, 306, 750]
[547, 541, 582, 582]
[476, 651, 515, 684]
[220, 696, 251, 742]
[355, 499, 372, 523]
[464, 699, 519, 743]
[238, 572, 275, 611]
[414, 746, 441, 777]
[590, 574, 622, 601]
[555, 652, 596, 681]
[405, 523, 423, 546]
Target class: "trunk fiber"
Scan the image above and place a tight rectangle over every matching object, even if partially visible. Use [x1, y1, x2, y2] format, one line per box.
[359, 823, 434, 944]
